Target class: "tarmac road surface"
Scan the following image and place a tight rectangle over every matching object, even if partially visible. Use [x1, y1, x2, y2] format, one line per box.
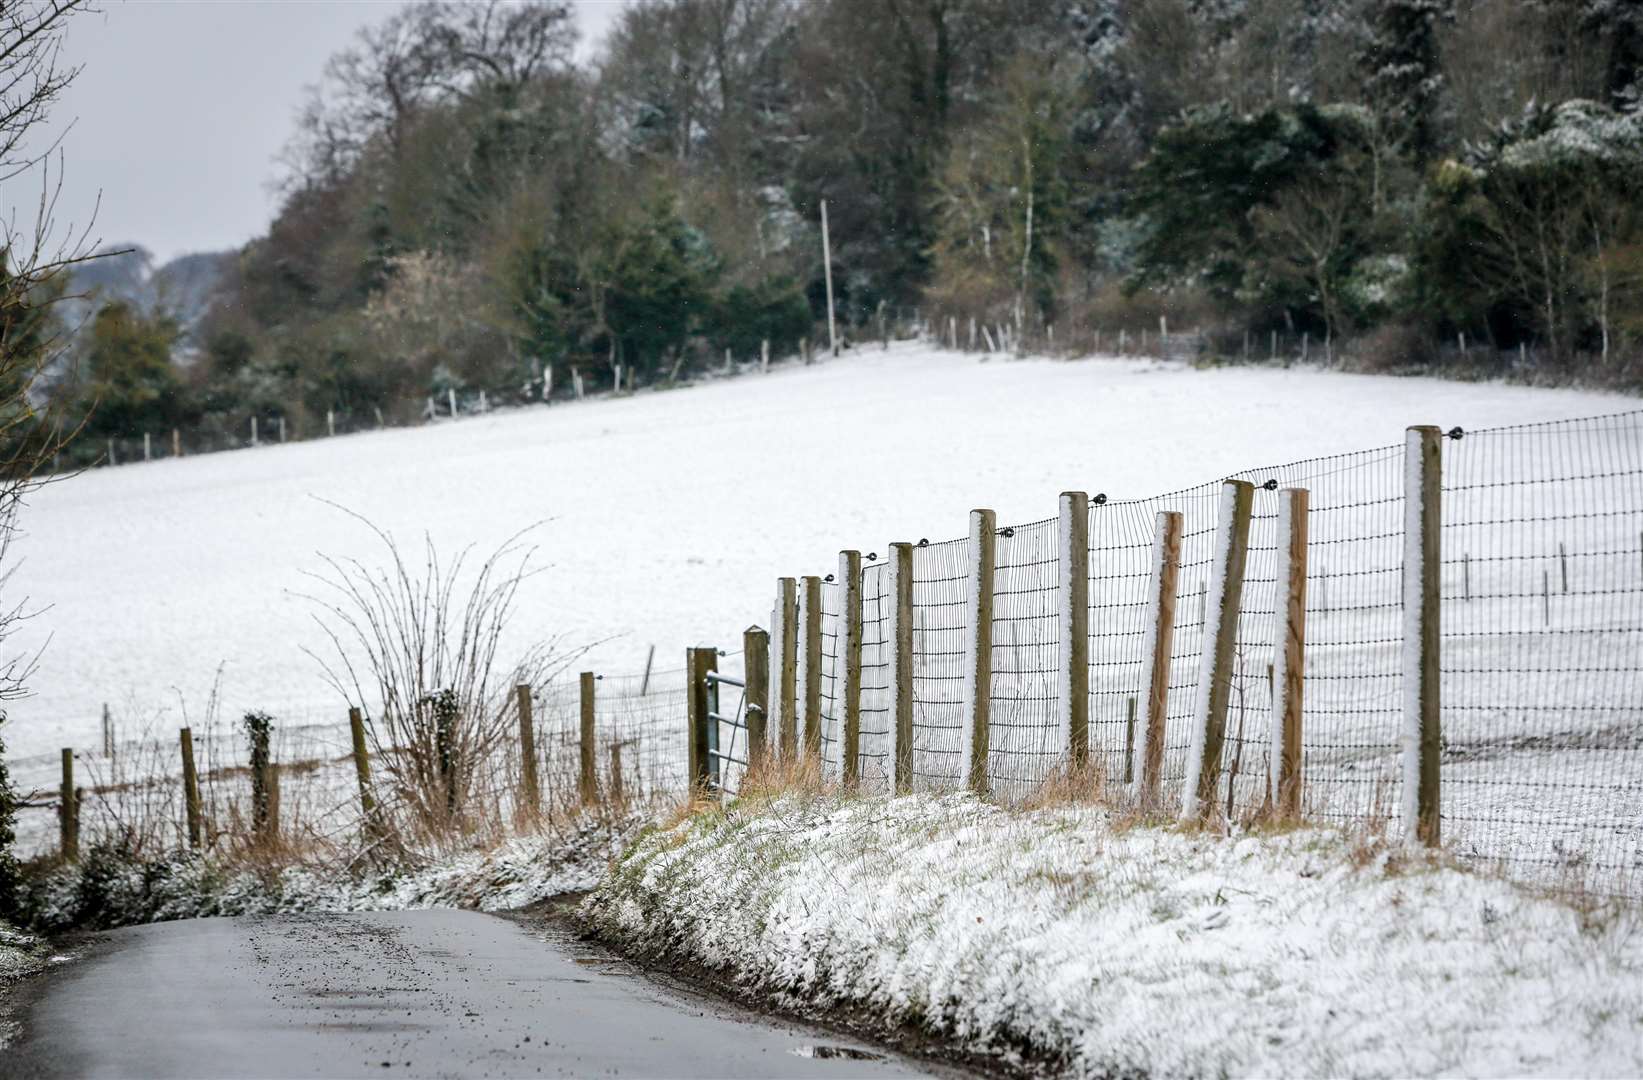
[4, 909, 939, 1078]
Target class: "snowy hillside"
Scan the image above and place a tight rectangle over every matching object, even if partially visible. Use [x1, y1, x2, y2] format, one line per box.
[4, 343, 1631, 765]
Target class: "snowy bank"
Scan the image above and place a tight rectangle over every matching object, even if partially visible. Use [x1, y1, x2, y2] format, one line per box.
[21, 815, 631, 933]
[583, 794, 1643, 1078]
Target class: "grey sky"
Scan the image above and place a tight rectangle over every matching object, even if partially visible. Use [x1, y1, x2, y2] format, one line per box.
[27, 0, 625, 265]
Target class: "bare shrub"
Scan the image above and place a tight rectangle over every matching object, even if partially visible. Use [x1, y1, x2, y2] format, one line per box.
[301, 507, 586, 842]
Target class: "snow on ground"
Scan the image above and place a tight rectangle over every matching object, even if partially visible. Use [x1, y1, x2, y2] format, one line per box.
[584, 792, 1643, 1078]
[4, 344, 1630, 766]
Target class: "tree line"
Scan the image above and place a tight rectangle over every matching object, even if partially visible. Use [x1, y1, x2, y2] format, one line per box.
[42, 0, 1643, 459]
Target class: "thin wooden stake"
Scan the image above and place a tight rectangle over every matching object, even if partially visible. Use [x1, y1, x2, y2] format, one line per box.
[1123, 697, 1137, 784]
[516, 685, 539, 818]
[1060, 492, 1091, 770]
[579, 672, 597, 805]
[1271, 488, 1308, 819]
[963, 509, 997, 795]
[1134, 511, 1184, 806]
[180, 727, 202, 849]
[1182, 480, 1255, 822]
[1403, 425, 1443, 846]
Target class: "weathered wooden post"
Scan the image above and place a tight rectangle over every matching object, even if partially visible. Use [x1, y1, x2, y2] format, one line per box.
[1059, 491, 1090, 771]
[889, 541, 915, 794]
[515, 685, 539, 818]
[143, 432, 152, 462]
[172, 428, 181, 457]
[687, 647, 718, 790]
[59, 748, 78, 862]
[1133, 511, 1184, 806]
[799, 575, 823, 762]
[250, 416, 259, 447]
[1182, 480, 1256, 822]
[327, 411, 335, 438]
[1404, 425, 1443, 845]
[246, 711, 275, 841]
[579, 672, 597, 805]
[744, 626, 770, 771]
[101, 702, 112, 757]
[1271, 488, 1309, 819]
[348, 707, 377, 833]
[774, 578, 798, 759]
[963, 510, 997, 795]
[838, 550, 863, 787]
[1123, 697, 1137, 783]
[180, 727, 202, 849]
[278, 416, 287, 443]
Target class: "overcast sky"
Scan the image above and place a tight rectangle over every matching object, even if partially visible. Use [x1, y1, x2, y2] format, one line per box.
[19, 0, 625, 266]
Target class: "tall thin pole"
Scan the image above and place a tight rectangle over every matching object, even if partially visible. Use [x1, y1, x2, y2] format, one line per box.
[821, 199, 839, 358]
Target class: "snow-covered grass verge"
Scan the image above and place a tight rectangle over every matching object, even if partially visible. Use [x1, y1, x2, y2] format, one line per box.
[0, 922, 50, 1048]
[19, 812, 640, 933]
[583, 793, 1643, 1078]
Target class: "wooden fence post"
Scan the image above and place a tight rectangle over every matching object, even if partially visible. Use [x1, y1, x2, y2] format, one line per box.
[775, 577, 798, 759]
[1134, 511, 1184, 806]
[889, 541, 915, 794]
[1404, 425, 1443, 845]
[59, 748, 77, 862]
[171, 428, 181, 457]
[579, 672, 597, 805]
[180, 727, 202, 849]
[1271, 488, 1309, 818]
[687, 647, 718, 790]
[838, 550, 863, 787]
[1059, 491, 1090, 771]
[963, 509, 997, 795]
[143, 432, 152, 462]
[744, 625, 770, 771]
[516, 685, 539, 818]
[346, 707, 377, 835]
[247, 712, 275, 841]
[1182, 480, 1256, 822]
[799, 575, 823, 762]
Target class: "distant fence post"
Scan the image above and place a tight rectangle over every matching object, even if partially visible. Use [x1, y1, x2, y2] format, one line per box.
[180, 727, 202, 849]
[59, 748, 77, 862]
[347, 707, 380, 838]
[1404, 425, 1443, 846]
[579, 672, 597, 805]
[171, 428, 181, 458]
[687, 647, 718, 790]
[246, 712, 276, 841]
[799, 575, 823, 762]
[838, 550, 864, 787]
[775, 577, 798, 759]
[1182, 480, 1255, 822]
[745, 625, 770, 771]
[1134, 511, 1184, 807]
[963, 509, 997, 795]
[516, 684, 540, 818]
[889, 541, 915, 794]
[143, 432, 152, 462]
[1271, 488, 1309, 818]
[1059, 491, 1090, 772]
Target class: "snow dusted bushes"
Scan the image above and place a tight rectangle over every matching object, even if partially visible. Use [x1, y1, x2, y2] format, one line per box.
[584, 792, 1643, 1078]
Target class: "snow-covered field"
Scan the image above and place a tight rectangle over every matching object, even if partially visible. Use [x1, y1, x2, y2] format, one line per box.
[8, 342, 1628, 769]
[584, 793, 1643, 1078]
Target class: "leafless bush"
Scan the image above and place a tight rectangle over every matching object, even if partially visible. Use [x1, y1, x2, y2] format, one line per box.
[301, 506, 586, 841]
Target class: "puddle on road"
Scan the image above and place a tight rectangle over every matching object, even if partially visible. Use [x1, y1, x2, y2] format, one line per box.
[790, 1045, 885, 1062]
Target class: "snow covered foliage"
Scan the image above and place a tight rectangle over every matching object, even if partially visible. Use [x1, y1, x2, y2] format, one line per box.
[20, 814, 633, 933]
[584, 793, 1643, 1078]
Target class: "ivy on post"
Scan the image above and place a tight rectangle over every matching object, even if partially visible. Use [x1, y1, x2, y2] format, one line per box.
[1182, 480, 1256, 823]
[1404, 425, 1443, 846]
[962, 510, 997, 796]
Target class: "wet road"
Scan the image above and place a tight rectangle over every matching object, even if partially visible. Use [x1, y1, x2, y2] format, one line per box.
[5, 909, 935, 1078]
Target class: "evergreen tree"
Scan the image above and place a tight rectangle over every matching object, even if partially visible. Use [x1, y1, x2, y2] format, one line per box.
[1359, 0, 1454, 168]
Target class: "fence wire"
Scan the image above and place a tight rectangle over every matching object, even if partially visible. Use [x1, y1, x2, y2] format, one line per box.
[910, 538, 968, 789]
[988, 518, 1061, 798]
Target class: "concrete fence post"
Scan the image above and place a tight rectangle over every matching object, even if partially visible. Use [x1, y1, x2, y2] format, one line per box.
[963, 510, 997, 795]
[1404, 425, 1443, 845]
[1134, 511, 1184, 807]
[1182, 480, 1256, 822]
[1059, 491, 1090, 771]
